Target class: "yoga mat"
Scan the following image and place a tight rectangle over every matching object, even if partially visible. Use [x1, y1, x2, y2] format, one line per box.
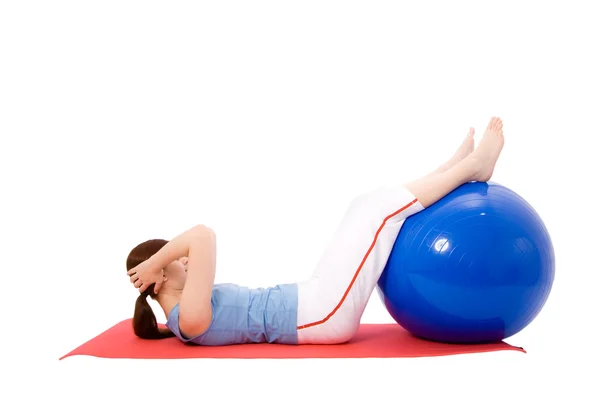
[60, 319, 525, 360]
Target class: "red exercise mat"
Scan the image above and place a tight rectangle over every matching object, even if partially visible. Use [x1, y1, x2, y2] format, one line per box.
[60, 319, 525, 360]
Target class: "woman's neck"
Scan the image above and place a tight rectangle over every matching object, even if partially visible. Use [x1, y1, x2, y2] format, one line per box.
[157, 289, 182, 320]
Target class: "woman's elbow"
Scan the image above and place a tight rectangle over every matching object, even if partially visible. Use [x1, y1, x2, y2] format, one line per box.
[192, 224, 215, 238]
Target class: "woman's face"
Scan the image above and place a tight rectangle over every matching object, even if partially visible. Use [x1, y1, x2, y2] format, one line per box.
[164, 256, 188, 289]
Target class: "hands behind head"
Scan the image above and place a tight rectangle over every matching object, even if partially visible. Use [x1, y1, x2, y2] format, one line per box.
[127, 257, 168, 295]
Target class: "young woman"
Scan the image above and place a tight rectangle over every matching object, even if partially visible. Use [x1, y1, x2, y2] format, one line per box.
[126, 116, 505, 346]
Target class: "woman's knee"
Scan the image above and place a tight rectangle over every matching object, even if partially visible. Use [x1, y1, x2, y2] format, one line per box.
[350, 187, 384, 207]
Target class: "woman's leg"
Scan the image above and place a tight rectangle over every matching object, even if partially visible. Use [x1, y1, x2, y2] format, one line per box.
[296, 117, 505, 344]
[407, 118, 504, 207]
[429, 127, 475, 175]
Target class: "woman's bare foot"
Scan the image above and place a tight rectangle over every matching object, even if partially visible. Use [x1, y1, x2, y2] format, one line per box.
[405, 118, 504, 208]
[466, 117, 505, 182]
[449, 127, 475, 167]
[433, 128, 475, 174]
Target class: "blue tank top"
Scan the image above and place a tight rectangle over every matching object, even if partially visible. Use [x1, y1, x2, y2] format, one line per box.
[165, 282, 298, 345]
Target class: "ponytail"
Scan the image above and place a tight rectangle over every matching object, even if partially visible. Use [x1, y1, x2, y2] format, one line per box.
[132, 288, 175, 339]
[127, 238, 175, 340]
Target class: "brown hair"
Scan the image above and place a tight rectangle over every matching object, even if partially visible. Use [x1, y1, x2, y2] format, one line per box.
[126, 239, 175, 339]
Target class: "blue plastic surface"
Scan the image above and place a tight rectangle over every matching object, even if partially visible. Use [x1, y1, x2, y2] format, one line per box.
[377, 182, 555, 343]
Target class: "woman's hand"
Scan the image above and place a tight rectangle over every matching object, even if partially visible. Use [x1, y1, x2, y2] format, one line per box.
[127, 257, 168, 295]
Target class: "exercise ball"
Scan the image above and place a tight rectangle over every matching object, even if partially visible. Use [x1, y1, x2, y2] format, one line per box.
[377, 181, 555, 344]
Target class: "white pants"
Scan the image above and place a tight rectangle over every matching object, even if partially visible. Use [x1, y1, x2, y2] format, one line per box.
[296, 184, 424, 344]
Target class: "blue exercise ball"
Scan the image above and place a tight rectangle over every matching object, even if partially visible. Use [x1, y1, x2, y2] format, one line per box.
[377, 181, 555, 344]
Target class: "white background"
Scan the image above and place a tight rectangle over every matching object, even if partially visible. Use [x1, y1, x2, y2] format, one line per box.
[2, 0, 599, 398]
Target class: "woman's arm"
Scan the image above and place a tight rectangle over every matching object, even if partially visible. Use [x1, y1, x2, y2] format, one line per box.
[134, 223, 216, 337]
[148, 224, 210, 267]
[128, 224, 216, 298]
[178, 227, 217, 338]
